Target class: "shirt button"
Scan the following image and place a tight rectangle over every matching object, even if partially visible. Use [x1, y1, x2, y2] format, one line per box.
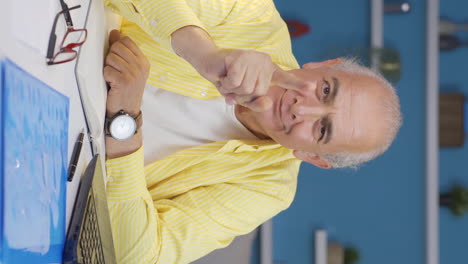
[150, 19, 158, 27]
[153, 36, 160, 42]
[159, 75, 167, 82]
[200, 90, 207, 97]
[107, 176, 114, 183]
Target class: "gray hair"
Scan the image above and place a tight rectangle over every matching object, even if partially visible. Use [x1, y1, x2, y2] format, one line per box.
[319, 57, 402, 168]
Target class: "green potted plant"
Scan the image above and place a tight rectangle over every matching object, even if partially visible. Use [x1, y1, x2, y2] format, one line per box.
[344, 247, 360, 264]
[440, 184, 468, 217]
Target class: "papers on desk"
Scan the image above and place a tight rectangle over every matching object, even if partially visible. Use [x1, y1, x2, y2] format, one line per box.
[75, 0, 121, 150]
[0, 59, 69, 263]
[9, 0, 57, 56]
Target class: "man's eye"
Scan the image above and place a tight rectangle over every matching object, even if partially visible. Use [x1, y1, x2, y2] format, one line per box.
[319, 125, 326, 141]
[323, 81, 331, 99]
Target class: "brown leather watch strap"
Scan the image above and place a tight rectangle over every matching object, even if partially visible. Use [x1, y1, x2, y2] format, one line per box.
[133, 111, 143, 130]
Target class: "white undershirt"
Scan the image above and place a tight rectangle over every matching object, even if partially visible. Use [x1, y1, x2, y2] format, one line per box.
[141, 85, 258, 165]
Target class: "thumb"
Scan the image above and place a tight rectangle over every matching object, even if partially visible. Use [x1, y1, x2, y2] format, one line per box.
[239, 95, 273, 112]
[109, 29, 121, 46]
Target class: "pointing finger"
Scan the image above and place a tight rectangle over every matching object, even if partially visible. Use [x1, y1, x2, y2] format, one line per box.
[271, 68, 312, 92]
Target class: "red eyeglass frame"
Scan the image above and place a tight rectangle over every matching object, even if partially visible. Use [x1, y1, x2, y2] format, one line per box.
[46, 5, 88, 66]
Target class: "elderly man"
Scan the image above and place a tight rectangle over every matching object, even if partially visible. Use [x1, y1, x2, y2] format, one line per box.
[103, 0, 402, 263]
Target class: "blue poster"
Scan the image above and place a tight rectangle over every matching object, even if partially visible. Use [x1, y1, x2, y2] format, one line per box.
[0, 59, 69, 264]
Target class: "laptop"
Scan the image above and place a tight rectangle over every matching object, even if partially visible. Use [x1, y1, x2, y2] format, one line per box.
[62, 154, 116, 264]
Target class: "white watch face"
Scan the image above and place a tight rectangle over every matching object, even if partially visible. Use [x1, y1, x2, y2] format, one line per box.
[110, 115, 136, 141]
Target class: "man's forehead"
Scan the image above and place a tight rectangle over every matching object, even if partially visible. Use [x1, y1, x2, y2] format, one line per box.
[330, 73, 386, 152]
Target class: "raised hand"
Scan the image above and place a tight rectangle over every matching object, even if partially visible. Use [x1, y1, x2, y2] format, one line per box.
[217, 49, 276, 111]
[170, 26, 310, 112]
[199, 49, 311, 112]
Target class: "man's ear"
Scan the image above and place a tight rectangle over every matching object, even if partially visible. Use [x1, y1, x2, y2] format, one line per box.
[302, 58, 341, 70]
[293, 150, 332, 169]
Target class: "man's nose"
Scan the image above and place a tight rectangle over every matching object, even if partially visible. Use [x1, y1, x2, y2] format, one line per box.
[290, 98, 332, 121]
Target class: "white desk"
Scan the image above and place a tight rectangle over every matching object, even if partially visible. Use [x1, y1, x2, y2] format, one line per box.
[0, 0, 95, 230]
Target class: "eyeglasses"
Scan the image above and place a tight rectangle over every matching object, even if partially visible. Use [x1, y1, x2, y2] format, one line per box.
[46, 2, 88, 65]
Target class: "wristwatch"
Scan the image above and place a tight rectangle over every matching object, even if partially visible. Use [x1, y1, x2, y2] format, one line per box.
[105, 110, 142, 141]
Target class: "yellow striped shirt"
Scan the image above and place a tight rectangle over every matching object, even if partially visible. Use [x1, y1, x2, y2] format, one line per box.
[106, 141, 300, 263]
[104, 0, 302, 263]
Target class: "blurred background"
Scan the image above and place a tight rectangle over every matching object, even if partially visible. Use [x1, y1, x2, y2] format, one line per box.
[250, 0, 468, 263]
